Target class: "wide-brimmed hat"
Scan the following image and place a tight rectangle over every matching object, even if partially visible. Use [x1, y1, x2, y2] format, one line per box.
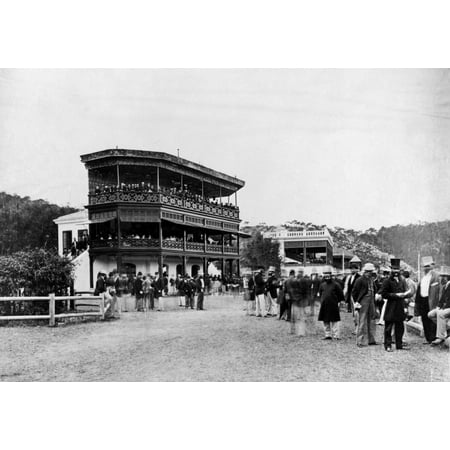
[421, 256, 434, 267]
[381, 266, 391, 273]
[350, 256, 362, 264]
[322, 266, 332, 274]
[362, 263, 375, 272]
[267, 266, 276, 273]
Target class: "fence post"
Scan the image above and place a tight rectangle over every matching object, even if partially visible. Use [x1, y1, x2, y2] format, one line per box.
[100, 293, 105, 320]
[49, 293, 56, 327]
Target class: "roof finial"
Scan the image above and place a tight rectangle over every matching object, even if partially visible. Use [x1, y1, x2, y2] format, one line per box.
[177, 148, 180, 159]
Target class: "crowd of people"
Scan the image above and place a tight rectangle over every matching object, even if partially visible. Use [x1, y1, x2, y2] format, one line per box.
[92, 182, 239, 211]
[243, 256, 450, 351]
[93, 271, 237, 316]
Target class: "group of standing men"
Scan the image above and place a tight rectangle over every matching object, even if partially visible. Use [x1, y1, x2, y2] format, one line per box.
[344, 256, 450, 351]
[175, 273, 206, 311]
[245, 256, 450, 352]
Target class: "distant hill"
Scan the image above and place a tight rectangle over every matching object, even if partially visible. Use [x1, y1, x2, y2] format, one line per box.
[0, 192, 77, 254]
[241, 219, 450, 271]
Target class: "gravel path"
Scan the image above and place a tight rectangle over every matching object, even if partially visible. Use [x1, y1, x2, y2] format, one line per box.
[1, 295, 449, 381]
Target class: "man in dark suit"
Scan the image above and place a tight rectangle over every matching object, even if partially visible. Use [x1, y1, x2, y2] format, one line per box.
[343, 264, 360, 313]
[352, 263, 378, 347]
[380, 259, 410, 352]
[195, 273, 205, 310]
[134, 272, 144, 311]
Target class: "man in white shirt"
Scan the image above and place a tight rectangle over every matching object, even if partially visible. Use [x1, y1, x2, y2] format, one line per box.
[428, 266, 450, 345]
[415, 256, 440, 344]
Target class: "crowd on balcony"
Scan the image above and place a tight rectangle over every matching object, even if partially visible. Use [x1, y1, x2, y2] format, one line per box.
[92, 182, 239, 211]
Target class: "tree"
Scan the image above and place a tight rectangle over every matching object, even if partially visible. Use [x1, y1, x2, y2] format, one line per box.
[0, 248, 74, 314]
[241, 231, 281, 272]
[0, 192, 77, 255]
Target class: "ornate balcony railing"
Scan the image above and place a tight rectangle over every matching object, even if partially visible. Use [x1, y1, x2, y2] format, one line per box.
[161, 239, 184, 250]
[186, 242, 205, 252]
[90, 238, 238, 256]
[88, 191, 240, 220]
[206, 244, 223, 253]
[91, 239, 119, 248]
[223, 246, 239, 254]
[122, 237, 159, 248]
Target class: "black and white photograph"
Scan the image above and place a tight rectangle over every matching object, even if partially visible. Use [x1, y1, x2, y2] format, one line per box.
[1, 1, 449, 449]
[2, 66, 449, 382]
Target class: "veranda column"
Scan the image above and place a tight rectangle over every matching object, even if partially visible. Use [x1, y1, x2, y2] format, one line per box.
[158, 254, 164, 278]
[89, 254, 94, 288]
[116, 254, 123, 274]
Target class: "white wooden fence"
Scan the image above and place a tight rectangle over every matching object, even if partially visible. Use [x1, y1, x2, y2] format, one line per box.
[0, 293, 108, 326]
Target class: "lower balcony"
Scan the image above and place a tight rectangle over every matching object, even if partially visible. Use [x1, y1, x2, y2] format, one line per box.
[90, 238, 238, 255]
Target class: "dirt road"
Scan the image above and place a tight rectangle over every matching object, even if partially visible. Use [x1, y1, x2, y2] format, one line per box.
[1, 295, 448, 381]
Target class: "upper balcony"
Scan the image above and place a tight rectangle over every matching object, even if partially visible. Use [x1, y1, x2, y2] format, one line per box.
[81, 149, 245, 222]
[88, 188, 240, 220]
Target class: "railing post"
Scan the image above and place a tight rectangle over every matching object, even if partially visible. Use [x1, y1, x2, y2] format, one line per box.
[49, 293, 56, 327]
[100, 293, 105, 320]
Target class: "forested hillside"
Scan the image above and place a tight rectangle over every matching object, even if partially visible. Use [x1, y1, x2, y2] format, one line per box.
[0, 192, 77, 254]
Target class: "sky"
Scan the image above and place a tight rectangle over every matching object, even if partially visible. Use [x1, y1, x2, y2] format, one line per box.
[1, 68, 449, 230]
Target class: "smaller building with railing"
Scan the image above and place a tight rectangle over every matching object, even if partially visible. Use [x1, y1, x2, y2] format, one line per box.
[263, 227, 334, 276]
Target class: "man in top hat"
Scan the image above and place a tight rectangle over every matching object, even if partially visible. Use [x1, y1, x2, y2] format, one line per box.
[265, 266, 279, 317]
[427, 266, 450, 345]
[415, 256, 440, 344]
[352, 263, 378, 347]
[318, 266, 345, 340]
[379, 258, 410, 352]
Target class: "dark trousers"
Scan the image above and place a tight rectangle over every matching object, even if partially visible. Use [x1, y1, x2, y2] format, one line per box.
[185, 294, 194, 309]
[418, 297, 437, 342]
[346, 297, 352, 313]
[279, 298, 289, 319]
[197, 292, 204, 310]
[149, 292, 155, 310]
[286, 300, 292, 321]
[384, 321, 404, 349]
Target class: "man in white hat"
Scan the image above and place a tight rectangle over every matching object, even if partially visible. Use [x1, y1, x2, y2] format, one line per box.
[415, 256, 440, 344]
[352, 263, 378, 347]
[427, 266, 450, 345]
